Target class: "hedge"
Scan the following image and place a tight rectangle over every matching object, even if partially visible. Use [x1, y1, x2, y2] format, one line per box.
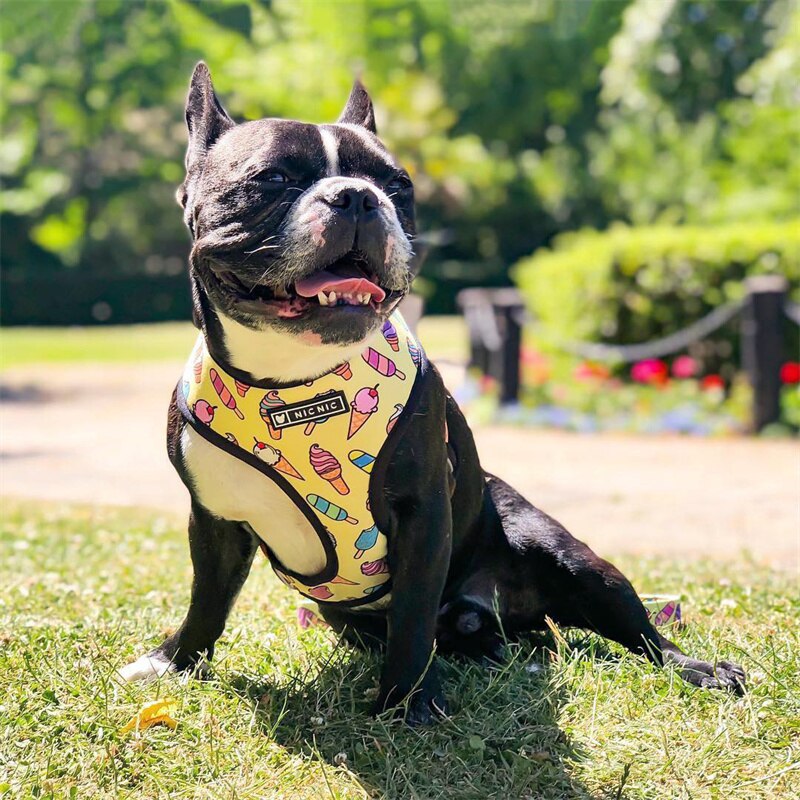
[512, 220, 800, 350]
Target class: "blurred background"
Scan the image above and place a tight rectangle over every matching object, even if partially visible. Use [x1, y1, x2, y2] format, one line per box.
[0, 0, 798, 557]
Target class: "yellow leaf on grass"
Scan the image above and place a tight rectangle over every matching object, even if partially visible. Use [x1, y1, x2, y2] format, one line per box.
[120, 698, 178, 734]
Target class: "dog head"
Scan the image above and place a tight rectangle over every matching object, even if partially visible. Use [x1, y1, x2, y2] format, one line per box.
[177, 63, 415, 348]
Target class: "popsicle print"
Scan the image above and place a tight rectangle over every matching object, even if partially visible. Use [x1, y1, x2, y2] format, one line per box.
[354, 524, 379, 558]
[348, 449, 375, 474]
[209, 368, 245, 420]
[362, 347, 405, 380]
[309, 585, 333, 600]
[306, 493, 358, 524]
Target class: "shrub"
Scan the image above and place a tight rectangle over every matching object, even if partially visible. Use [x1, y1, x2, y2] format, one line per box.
[512, 220, 800, 352]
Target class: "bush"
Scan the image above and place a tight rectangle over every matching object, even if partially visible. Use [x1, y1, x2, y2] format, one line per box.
[512, 220, 800, 350]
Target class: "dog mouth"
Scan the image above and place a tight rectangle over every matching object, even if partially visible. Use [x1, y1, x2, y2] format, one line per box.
[215, 251, 401, 318]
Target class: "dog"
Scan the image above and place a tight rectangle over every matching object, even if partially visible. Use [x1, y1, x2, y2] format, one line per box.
[120, 63, 745, 725]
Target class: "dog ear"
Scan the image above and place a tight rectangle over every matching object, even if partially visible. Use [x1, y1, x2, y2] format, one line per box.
[337, 79, 377, 134]
[184, 62, 234, 173]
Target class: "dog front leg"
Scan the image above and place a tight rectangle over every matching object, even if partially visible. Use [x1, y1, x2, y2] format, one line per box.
[119, 501, 258, 681]
[374, 490, 452, 726]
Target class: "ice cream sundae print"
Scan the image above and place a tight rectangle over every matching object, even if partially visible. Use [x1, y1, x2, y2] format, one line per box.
[309, 444, 349, 495]
[348, 386, 379, 439]
[253, 438, 303, 479]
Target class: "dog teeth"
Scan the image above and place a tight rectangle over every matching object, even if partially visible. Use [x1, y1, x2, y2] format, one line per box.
[328, 291, 337, 305]
[318, 291, 329, 306]
[360, 293, 370, 305]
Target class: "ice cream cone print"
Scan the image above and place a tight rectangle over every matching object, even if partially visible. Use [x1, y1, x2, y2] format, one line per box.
[193, 399, 216, 424]
[362, 347, 405, 379]
[348, 386, 379, 439]
[330, 575, 359, 586]
[381, 319, 400, 351]
[193, 352, 203, 383]
[234, 379, 250, 397]
[361, 557, 389, 576]
[309, 444, 349, 495]
[407, 339, 422, 368]
[354, 524, 379, 558]
[253, 438, 303, 480]
[333, 361, 352, 380]
[225, 432, 239, 445]
[259, 390, 284, 440]
[386, 403, 403, 434]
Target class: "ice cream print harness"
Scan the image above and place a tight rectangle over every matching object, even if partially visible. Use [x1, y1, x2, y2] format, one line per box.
[177, 312, 426, 606]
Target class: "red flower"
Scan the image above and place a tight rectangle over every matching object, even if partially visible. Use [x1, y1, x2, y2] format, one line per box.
[574, 361, 611, 381]
[701, 374, 725, 391]
[631, 359, 668, 385]
[671, 355, 698, 379]
[780, 362, 800, 385]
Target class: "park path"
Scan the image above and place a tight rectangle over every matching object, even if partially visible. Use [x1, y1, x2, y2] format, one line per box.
[1, 360, 798, 569]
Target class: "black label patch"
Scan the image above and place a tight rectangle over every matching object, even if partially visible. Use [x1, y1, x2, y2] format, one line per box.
[266, 390, 348, 430]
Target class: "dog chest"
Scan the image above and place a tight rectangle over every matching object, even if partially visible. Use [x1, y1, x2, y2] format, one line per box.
[180, 425, 329, 576]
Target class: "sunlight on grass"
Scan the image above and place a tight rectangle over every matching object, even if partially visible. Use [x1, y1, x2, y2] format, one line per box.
[0, 317, 466, 370]
[0, 500, 797, 799]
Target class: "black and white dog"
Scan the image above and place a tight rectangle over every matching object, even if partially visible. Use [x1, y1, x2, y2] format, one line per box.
[120, 64, 745, 725]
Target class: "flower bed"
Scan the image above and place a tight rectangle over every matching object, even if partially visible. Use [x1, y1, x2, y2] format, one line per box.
[457, 349, 800, 436]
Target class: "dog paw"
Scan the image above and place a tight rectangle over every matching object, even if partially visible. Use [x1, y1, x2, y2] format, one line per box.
[118, 653, 175, 683]
[682, 659, 746, 696]
[373, 675, 449, 727]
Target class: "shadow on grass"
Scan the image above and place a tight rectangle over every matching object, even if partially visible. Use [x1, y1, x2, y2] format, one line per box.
[226, 632, 631, 800]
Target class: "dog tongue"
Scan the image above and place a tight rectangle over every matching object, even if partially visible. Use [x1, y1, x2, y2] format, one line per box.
[295, 270, 386, 302]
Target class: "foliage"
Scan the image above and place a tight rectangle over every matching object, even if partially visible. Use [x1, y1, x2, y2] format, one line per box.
[2, 500, 799, 799]
[2, 0, 796, 323]
[513, 219, 800, 372]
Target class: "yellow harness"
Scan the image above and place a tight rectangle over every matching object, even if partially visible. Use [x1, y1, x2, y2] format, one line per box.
[178, 312, 425, 606]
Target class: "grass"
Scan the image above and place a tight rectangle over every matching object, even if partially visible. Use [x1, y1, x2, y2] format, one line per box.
[0, 500, 797, 800]
[0, 317, 466, 370]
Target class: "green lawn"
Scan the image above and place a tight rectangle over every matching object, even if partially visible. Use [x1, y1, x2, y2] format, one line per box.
[0, 317, 467, 369]
[0, 501, 797, 799]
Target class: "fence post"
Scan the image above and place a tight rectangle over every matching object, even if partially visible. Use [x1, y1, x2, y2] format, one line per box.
[489, 289, 524, 405]
[741, 275, 787, 432]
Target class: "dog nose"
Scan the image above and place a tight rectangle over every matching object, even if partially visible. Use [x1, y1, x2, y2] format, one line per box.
[324, 186, 379, 216]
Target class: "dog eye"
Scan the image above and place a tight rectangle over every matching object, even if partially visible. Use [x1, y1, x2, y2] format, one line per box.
[254, 170, 290, 184]
[386, 173, 412, 192]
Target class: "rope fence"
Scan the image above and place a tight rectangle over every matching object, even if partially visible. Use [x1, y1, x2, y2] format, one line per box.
[457, 275, 796, 432]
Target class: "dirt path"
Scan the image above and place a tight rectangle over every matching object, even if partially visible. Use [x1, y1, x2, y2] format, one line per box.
[2, 361, 798, 568]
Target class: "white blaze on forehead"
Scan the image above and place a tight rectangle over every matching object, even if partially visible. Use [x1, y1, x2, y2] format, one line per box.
[319, 128, 339, 177]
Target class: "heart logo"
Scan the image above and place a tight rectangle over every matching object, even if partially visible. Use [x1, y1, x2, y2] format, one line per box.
[273, 412, 286, 425]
